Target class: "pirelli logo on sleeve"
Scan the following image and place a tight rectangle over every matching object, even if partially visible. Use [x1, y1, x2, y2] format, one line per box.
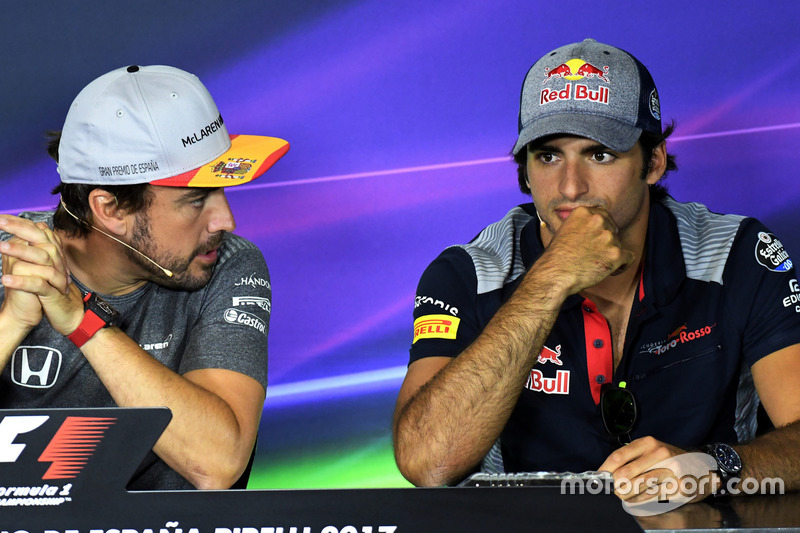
[413, 315, 461, 344]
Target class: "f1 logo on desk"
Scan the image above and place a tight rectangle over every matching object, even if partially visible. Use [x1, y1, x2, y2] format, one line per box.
[0, 415, 116, 479]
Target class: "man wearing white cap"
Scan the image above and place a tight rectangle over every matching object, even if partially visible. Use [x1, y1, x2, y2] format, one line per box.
[394, 40, 800, 503]
[0, 65, 289, 490]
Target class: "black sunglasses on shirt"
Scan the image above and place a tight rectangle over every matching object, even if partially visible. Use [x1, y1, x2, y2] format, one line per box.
[600, 381, 638, 447]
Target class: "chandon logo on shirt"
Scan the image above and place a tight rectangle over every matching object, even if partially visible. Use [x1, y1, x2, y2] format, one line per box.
[234, 273, 271, 289]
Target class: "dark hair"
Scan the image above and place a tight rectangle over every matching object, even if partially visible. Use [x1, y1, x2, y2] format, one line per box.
[512, 121, 678, 200]
[47, 131, 154, 237]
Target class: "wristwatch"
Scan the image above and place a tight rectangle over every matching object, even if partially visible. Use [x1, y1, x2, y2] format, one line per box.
[704, 443, 743, 496]
[67, 292, 120, 348]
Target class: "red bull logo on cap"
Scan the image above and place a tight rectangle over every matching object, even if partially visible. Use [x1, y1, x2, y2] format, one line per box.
[543, 59, 610, 84]
[540, 58, 610, 106]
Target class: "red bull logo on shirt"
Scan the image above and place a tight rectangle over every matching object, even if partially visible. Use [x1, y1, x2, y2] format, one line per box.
[527, 344, 569, 394]
[526, 369, 570, 395]
[413, 315, 461, 344]
[537, 344, 563, 365]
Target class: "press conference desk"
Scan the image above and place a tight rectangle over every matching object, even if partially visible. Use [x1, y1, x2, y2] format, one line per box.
[636, 492, 800, 531]
[4, 485, 800, 532]
[3, 407, 799, 532]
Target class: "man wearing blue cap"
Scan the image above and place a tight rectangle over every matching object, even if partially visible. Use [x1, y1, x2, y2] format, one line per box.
[393, 39, 800, 503]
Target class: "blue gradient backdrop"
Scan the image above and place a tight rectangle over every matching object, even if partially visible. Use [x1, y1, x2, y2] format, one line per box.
[2, 1, 799, 487]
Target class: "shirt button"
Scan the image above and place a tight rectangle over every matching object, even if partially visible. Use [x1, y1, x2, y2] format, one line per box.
[593, 339, 604, 348]
[596, 375, 606, 384]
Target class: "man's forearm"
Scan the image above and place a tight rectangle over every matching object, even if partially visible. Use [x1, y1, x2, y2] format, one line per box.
[394, 262, 570, 486]
[736, 421, 800, 493]
[80, 327, 261, 489]
[0, 310, 33, 375]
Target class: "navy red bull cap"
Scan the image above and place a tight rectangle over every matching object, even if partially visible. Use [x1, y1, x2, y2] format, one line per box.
[513, 38, 662, 155]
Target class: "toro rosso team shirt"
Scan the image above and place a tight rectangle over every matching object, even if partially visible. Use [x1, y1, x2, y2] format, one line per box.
[409, 196, 800, 475]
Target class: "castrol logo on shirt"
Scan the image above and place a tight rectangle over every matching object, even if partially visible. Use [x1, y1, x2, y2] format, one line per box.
[223, 308, 266, 334]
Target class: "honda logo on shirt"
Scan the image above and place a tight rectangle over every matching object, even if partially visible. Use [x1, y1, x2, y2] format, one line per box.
[11, 346, 62, 388]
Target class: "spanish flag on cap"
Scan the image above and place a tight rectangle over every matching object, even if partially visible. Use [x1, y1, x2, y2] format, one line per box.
[151, 134, 290, 187]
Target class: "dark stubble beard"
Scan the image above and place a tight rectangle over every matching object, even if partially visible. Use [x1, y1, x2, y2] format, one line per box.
[125, 212, 223, 292]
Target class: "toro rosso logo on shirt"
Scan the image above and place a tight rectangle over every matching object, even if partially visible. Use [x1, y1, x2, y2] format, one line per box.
[755, 232, 793, 272]
[640, 323, 717, 356]
[413, 315, 460, 343]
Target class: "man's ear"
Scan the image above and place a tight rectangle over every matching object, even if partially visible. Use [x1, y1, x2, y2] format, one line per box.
[87, 189, 127, 236]
[645, 141, 668, 185]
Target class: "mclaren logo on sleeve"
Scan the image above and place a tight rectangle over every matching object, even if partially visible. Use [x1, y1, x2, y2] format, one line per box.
[413, 315, 460, 344]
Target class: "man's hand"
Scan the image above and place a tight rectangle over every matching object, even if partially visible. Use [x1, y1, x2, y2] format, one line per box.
[599, 436, 716, 504]
[538, 207, 636, 295]
[0, 216, 83, 335]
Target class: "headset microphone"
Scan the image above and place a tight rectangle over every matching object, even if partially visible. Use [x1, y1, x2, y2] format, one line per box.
[59, 198, 174, 278]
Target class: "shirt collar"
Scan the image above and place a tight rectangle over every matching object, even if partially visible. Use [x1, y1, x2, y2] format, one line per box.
[641, 197, 686, 306]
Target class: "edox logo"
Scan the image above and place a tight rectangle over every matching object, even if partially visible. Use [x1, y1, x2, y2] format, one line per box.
[11, 346, 62, 388]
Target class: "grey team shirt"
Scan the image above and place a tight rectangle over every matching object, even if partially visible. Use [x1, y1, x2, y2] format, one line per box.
[0, 211, 270, 489]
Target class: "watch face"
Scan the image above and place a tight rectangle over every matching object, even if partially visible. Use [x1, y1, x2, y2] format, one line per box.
[714, 443, 743, 475]
[96, 299, 115, 316]
[88, 293, 120, 327]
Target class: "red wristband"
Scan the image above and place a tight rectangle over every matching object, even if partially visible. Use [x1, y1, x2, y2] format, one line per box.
[67, 309, 107, 348]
